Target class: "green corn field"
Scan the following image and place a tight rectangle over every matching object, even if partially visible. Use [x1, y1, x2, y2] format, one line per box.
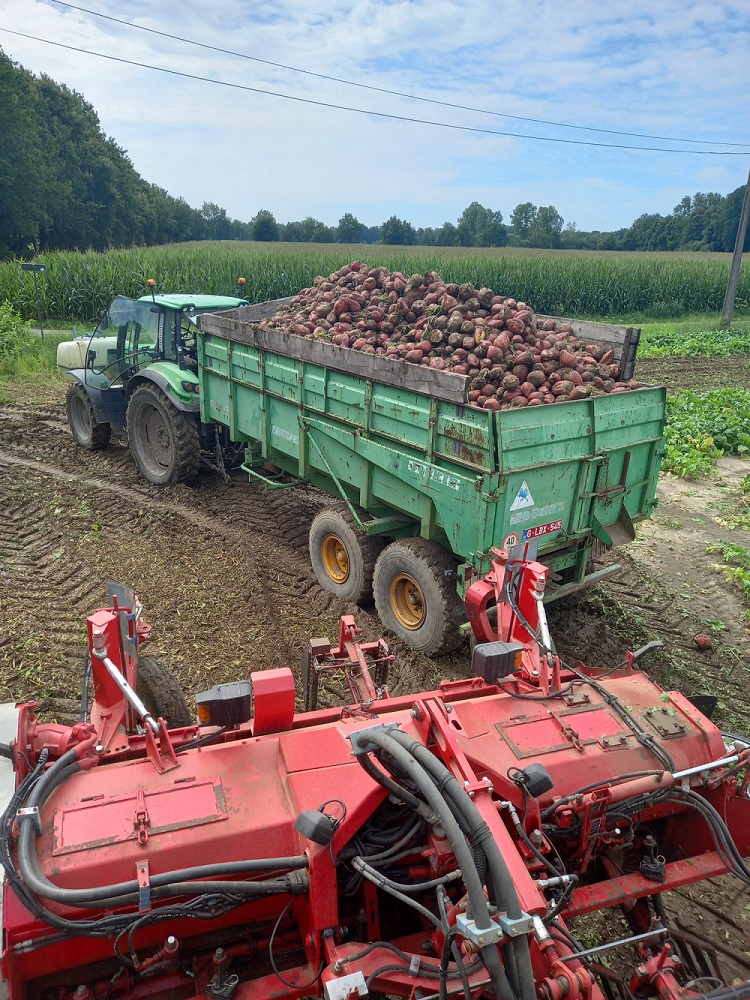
[1, 243, 747, 322]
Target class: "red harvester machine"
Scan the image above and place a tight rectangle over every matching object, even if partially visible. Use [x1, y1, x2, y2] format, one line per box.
[2, 552, 749, 1000]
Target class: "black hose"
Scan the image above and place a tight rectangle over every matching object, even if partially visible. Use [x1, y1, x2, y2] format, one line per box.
[16, 749, 310, 907]
[438, 886, 473, 1000]
[702, 987, 750, 1000]
[439, 926, 462, 1000]
[541, 770, 666, 820]
[353, 856, 461, 894]
[357, 752, 423, 810]
[664, 790, 750, 883]
[352, 859, 444, 930]
[361, 729, 518, 1000]
[377, 737, 528, 998]
[358, 817, 424, 863]
[385, 729, 535, 1000]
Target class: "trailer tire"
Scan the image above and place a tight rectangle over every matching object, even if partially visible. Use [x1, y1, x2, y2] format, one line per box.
[66, 383, 111, 451]
[127, 383, 200, 486]
[373, 538, 465, 656]
[136, 655, 192, 729]
[309, 505, 384, 604]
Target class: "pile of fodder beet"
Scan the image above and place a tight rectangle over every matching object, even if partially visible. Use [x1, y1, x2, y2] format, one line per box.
[260, 262, 641, 410]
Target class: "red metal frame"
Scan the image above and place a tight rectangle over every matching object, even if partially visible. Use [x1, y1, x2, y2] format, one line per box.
[2, 565, 749, 1000]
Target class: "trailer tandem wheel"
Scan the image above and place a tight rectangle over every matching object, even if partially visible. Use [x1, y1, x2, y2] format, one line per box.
[309, 505, 384, 604]
[373, 538, 465, 656]
[66, 383, 111, 451]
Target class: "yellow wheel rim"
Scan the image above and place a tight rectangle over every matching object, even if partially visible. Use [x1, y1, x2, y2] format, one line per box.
[321, 533, 350, 584]
[390, 573, 426, 630]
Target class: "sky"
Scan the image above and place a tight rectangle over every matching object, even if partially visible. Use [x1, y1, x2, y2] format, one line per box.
[1, 0, 749, 234]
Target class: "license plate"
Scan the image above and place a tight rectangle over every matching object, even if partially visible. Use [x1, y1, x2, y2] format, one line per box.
[522, 519, 563, 541]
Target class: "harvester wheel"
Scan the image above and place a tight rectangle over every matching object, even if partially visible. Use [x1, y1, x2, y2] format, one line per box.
[309, 505, 384, 604]
[373, 538, 465, 656]
[126, 383, 200, 486]
[136, 656, 192, 729]
[66, 383, 111, 450]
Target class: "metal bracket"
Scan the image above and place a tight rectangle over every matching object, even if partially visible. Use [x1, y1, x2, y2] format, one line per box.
[137, 861, 151, 913]
[496, 911, 535, 938]
[206, 973, 239, 1000]
[16, 806, 42, 835]
[349, 723, 399, 756]
[455, 910, 533, 947]
[303, 425, 364, 530]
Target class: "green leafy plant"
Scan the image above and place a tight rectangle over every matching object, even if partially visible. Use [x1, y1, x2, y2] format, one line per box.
[0, 301, 33, 359]
[708, 482, 750, 530]
[640, 327, 750, 358]
[707, 540, 750, 616]
[663, 389, 750, 477]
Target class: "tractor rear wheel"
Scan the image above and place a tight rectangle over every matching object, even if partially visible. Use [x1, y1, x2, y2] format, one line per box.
[127, 383, 200, 486]
[66, 383, 111, 450]
[136, 656, 192, 729]
[373, 538, 465, 656]
[309, 504, 384, 604]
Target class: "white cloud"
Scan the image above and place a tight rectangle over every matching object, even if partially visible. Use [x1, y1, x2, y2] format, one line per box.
[0, 0, 748, 231]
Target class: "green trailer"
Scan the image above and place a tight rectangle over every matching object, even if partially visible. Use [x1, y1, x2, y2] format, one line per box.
[197, 301, 665, 656]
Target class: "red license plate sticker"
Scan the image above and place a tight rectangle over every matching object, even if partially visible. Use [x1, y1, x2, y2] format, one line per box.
[522, 519, 563, 541]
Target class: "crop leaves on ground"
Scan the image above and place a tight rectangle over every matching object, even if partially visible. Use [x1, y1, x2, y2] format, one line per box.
[663, 389, 750, 478]
[708, 482, 750, 531]
[707, 540, 750, 619]
[639, 327, 750, 358]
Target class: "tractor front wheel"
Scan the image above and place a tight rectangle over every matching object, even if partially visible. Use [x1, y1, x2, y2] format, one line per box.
[66, 383, 111, 451]
[136, 656, 192, 729]
[373, 538, 465, 656]
[127, 383, 200, 486]
[309, 505, 383, 604]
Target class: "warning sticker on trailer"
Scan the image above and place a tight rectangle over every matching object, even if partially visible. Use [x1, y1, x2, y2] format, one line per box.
[509, 481, 535, 511]
[522, 520, 563, 541]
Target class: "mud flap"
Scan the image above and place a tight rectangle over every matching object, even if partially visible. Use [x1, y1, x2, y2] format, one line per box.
[592, 505, 635, 547]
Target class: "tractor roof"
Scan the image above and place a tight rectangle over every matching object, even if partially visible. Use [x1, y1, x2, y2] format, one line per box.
[138, 293, 248, 311]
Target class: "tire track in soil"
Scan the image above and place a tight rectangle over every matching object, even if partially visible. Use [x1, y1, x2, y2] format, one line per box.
[0, 492, 103, 722]
[0, 449, 447, 712]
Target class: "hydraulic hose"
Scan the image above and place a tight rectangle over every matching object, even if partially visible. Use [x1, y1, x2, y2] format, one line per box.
[353, 856, 461, 894]
[16, 748, 309, 907]
[663, 789, 750, 884]
[356, 752, 423, 810]
[385, 729, 536, 1000]
[361, 727, 518, 1000]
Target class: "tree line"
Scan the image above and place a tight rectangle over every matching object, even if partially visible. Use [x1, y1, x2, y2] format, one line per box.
[1, 49, 748, 259]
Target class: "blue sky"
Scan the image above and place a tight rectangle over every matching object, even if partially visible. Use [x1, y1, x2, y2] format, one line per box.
[1, 0, 749, 233]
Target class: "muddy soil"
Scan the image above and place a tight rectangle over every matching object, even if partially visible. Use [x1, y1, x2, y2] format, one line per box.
[1, 361, 749, 986]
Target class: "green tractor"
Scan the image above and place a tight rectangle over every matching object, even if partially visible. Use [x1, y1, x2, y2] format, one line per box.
[57, 283, 248, 485]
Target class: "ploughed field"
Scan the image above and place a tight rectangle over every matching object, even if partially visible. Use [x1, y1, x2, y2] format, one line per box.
[0, 349, 749, 979]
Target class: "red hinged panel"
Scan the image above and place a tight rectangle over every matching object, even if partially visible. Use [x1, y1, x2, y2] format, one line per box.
[52, 777, 228, 855]
[498, 708, 624, 758]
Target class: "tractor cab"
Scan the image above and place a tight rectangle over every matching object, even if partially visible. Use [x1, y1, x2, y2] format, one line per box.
[85, 296, 161, 383]
[57, 288, 247, 443]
